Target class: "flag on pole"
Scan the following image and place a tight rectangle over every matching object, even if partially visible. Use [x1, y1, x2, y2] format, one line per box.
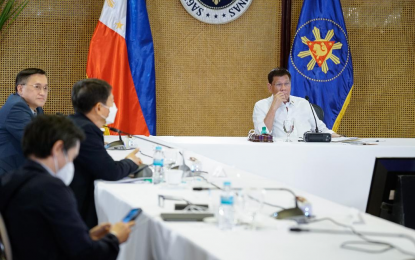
[87, 0, 156, 135]
[287, 0, 353, 131]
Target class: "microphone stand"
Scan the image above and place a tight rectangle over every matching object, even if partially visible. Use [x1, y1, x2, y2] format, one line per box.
[192, 177, 305, 220]
[305, 96, 319, 133]
[303, 97, 331, 142]
[106, 126, 190, 173]
[107, 126, 173, 148]
[104, 126, 125, 149]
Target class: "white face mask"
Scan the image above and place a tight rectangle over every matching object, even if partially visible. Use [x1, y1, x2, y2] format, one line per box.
[53, 152, 75, 186]
[100, 103, 118, 125]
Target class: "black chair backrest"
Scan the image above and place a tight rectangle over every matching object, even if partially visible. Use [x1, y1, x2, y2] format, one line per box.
[393, 175, 415, 229]
[311, 103, 324, 121]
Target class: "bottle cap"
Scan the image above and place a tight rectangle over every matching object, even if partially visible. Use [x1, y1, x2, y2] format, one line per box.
[155, 146, 162, 150]
[223, 181, 231, 186]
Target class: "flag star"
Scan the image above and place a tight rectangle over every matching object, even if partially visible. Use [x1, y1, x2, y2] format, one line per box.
[115, 21, 123, 29]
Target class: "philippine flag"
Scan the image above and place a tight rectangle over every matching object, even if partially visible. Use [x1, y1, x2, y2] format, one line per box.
[86, 0, 156, 135]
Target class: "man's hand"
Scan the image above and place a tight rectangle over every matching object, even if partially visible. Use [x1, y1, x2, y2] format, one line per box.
[331, 133, 342, 138]
[264, 91, 287, 132]
[271, 92, 287, 110]
[126, 148, 143, 166]
[90, 222, 111, 241]
[110, 221, 135, 244]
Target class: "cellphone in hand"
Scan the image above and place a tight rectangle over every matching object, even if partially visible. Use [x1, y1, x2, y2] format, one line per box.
[122, 208, 142, 223]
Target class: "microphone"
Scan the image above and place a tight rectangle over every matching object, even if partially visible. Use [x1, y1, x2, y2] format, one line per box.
[106, 126, 190, 172]
[107, 126, 123, 142]
[305, 96, 319, 133]
[103, 126, 125, 150]
[106, 126, 173, 148]
[192, 181, 305, 220]
[303, 97, 331, 142]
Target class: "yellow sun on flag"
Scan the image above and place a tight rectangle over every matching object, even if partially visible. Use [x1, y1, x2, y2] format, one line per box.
[106, 0, 115, 8]
[297, 27, 342, 74]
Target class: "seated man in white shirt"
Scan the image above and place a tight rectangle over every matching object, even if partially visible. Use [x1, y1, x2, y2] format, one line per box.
[253, 67, 339, 138]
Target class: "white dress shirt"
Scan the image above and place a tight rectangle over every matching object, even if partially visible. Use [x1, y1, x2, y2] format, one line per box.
[253, 95, 333, 138]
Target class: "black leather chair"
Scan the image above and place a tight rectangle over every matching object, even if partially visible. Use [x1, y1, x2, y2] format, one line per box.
[311, 103, 324, 121]
[392, 175, 415, 229]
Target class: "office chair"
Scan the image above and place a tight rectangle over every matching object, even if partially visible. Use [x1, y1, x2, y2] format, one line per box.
[393, 175, 415, 229]
[311, 103, 324, 121]
[0, 213, 12, 260]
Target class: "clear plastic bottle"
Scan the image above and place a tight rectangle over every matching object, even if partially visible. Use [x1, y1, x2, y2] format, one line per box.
[153, 146, 164, 184]
[218, 181, 234, 230]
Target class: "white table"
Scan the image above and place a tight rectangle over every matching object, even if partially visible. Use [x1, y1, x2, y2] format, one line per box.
[96, 136, 415, 260]
[152, 137, 415, 211]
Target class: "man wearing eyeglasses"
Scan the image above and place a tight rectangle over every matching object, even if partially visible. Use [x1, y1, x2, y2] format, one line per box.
[0, 68, 48, 176]
[253, 68, 338, 138]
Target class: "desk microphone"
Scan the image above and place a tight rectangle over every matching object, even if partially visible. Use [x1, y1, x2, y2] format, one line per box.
[104, 126, 125, 149]
[106, 126, 173, 148]
[305, 96, 319, 133]
[303, 96, 331, 142]
[107, 126, 190, 172]
[193, 183, 305, 220]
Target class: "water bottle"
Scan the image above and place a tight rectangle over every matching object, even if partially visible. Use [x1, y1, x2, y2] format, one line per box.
[153, 146, 164, 184]
[218, 181, 234, 230]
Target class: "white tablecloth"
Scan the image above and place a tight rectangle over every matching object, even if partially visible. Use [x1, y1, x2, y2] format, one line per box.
[96, 136, 415, 260]
[153, 137, 415, 211]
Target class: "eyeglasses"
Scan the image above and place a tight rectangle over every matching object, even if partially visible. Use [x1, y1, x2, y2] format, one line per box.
[22, 84, 49, 92]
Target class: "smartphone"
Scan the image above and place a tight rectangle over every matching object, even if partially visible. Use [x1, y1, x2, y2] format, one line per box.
[122, 208, 142, 223]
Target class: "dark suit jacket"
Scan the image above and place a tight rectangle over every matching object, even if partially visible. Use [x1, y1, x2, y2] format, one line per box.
[69, 113, 138, 228]
[0, 94, 43, 175]
[0, 160, 119, 260]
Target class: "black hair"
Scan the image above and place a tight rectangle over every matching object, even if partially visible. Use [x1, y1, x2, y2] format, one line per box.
[15, 68, 47, 92]
[71, 78, 113, 114]
[22, 115, 85, 158]
[268, 67, 291, 84]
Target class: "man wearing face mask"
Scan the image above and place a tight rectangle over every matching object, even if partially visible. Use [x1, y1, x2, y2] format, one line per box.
[0, 115, 135, 259]
[0, 68, 48, 176]
[69, 78, 143, 228]
[253, 68, 339, 138]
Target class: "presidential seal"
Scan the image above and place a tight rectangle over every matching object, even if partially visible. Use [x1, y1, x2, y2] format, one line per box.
[290, 18, 351, 82]
[180, 0, 252, 24]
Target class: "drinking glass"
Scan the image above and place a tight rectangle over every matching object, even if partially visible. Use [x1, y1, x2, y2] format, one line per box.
[163, 149, 178, 170]
[236, 188, 265, 230]
[283, 119, 294, 142]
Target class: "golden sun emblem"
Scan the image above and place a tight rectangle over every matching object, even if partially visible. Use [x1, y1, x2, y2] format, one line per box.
[212, 0, 221, 5]
[106, 0, 115, 8]
[297, 27, 342, 74]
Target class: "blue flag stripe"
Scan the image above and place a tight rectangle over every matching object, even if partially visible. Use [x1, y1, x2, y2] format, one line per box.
[126, 0, 157, 135]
